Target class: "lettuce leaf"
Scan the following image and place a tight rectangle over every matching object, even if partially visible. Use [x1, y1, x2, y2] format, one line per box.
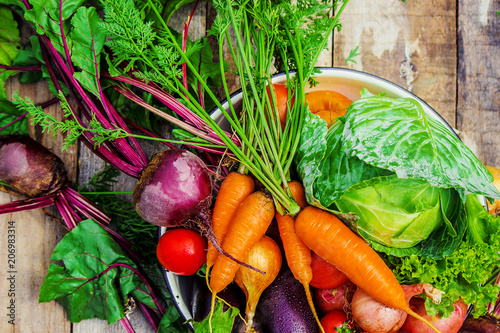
[387, 230, 500, 318]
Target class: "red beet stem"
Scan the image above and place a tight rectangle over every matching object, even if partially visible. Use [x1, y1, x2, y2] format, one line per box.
[0, 194, 56, 214]
[62, 187, 111, 225]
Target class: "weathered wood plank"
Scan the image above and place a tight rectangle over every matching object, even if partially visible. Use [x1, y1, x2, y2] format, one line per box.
[0, 78, 74, 332]
[334, 0, 457, 127]
[457, 0, 500, 165]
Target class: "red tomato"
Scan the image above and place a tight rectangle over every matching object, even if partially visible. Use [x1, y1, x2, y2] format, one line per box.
[321, 310, 353, 332]
[156, 228, 207, 276]
[266, 83, 294, 129]
[310, 251, 349, 289]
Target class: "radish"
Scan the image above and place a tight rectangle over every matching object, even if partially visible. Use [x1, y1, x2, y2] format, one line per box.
[314, 280, 356, 314]
[400, 297, 468, 333]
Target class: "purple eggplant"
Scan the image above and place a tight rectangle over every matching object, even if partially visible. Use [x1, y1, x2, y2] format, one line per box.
[257, 270, 319, 333]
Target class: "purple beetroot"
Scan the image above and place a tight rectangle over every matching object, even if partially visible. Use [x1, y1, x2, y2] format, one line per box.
[0, 135, 67, 197]
[133, 149, 213, 227]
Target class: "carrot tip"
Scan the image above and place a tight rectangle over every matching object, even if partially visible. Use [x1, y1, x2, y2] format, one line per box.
[405, 307, 442, 333]
[303, 283, 325, 333]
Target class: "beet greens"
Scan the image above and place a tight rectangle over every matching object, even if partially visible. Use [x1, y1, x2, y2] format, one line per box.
[39, 219, 164, 328]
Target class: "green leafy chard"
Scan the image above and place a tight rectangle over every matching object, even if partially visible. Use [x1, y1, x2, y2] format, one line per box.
[39, 219, 158, 324]
[0, 99, 29, 135]
[0, 7, 21, 99]
[70, 6, 106, 96]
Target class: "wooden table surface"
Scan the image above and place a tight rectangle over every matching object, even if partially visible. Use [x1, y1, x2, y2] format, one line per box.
[1, 0, 499, 332]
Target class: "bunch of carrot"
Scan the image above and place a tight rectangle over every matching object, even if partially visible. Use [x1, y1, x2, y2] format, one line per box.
[203, 85, 444, 332]
[206, 173, 442, 333]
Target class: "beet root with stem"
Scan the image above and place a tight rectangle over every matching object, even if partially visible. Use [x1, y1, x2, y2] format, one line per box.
[133, 148, 213, 227]
[0, 135, 67, 197]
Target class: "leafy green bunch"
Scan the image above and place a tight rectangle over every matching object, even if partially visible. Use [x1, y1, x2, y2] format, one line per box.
[295, 89, 500, 318]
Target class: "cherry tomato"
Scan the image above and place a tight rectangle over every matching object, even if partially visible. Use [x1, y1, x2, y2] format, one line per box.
[156, 228, 207, 276]
[266, 83, 294, 129]
[310, 251, 349, 289]
[305, 90, 351, 127]
[321, 310, 353, 332]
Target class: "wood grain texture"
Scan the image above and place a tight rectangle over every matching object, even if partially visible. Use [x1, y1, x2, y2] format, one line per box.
[334, 0, 457, 126]
[0, 78, 74, 332]
[0, 195, 71, 333]
[457, 0, 500, 165]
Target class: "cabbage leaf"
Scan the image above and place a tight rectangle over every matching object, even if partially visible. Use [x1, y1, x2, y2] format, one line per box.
[294, 90, 497, 256]
[335, 175, 450, 248]
[342, 90, 500, 199]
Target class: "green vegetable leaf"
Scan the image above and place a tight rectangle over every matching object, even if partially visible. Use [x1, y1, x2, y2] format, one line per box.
[336, 175, 450, 248]
[345, 45, 360, 64]
[0, 99, 29, 135]
[13, 47, 43, 84]
[70, 6, 106, 96]
[192, 300, 239, 333]
[294, 111, 329, 208]
[39, 219, 156, 324]
[0, 7, 21, 99]
[342, 92, 500, 199]
[295, 112, 392, 209]
[317, 118, 392, 208]
[160, 0, 199, 24]
[465, 193, 498, 244]
[24, 0, 86, 56]
[157, 306, 187, 333]
[419, 192, 466, 258]
[388, 230, 500, 318]
[0, 7, 21, 66]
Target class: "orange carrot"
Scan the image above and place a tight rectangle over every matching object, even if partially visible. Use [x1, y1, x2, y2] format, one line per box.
[277, 181, 324, 333]
[295, 206, 442, 333]
[208, 191, 275, 331]
[207, 172, 255, 270]
[210, 190, 275, 294]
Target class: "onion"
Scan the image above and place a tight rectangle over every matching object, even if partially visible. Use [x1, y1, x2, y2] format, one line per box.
[351, 283, 445, 333]
[234, 236, 282, 332]
[351, 287, 407, 333]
